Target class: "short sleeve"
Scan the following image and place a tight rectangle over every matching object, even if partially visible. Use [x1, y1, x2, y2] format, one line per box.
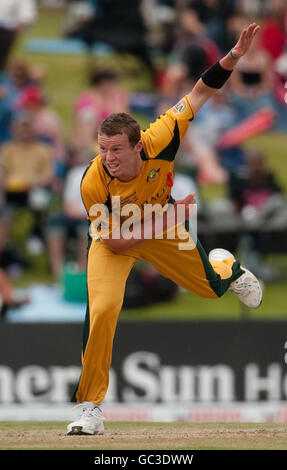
[141, 95, 195, 161]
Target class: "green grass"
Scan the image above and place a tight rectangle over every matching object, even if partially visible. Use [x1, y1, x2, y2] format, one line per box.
[120, 280, 287, 321]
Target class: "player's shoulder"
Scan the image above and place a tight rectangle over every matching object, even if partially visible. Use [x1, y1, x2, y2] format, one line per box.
[82, 154, 104, 178]
[81, 154, 111, 189]
[140, 95, 194, 161]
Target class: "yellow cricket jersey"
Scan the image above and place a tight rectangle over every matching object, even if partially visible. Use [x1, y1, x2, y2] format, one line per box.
[81, 95, 195, 236]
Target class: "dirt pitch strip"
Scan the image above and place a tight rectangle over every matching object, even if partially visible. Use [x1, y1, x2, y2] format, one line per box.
[1, 421, 287, 450]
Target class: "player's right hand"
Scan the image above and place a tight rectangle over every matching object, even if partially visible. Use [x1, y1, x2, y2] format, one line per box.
[174, 192, 197, 222]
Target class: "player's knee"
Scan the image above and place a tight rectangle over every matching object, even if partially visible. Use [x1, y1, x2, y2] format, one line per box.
[89, 296, 123, 320]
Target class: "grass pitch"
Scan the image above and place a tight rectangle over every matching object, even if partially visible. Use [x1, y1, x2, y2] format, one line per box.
[1, 421, 287, 450]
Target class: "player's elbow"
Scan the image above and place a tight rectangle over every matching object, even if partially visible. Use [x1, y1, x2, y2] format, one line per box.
[103, 236, 143, 254]
[109, 245, 123, 255]
[188, 78, 216, 114]
[102, 238, 126, 254]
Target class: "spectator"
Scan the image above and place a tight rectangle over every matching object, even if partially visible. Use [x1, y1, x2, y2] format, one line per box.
[259, 0, 287, 60]
[273, 50, 287, 130]
[160, 43, 209, 98]
[185, 0, 236, 53]
[0, 208, 30, 278]
[259, 0, 287, 131]
[0, 58, 33, 143]
[151, 0, 177, 57]
[239, 0, 269, 17]
[0, 112, 53, 249]
[15, 85, 68, 178]
[46, 147, 91, 278]
[158, 3, 221, 98]
[0, 0, 37, 71]
[29, 63, 48, 88]
[72, 67, 129, 151]
[0, 184, 30, 275]
[0, 215, 30, 319]
[173, 89, 237, 184]
[63, 0, 96, 40]
[171, 3, 221, 67]
[228, 150, 285, 280]
[0, 265, 30, 320]
[228, 150, 284, 214]
[65, 0, 153, 72]
[224, 10, 251, 50]
[228, 26, 274, 122]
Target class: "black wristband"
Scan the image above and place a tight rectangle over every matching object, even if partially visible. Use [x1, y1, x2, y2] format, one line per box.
[201, 61, 233, 89]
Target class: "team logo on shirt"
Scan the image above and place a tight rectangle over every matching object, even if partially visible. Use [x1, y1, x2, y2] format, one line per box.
[172, 98, 186, 114]
[146, 168, 161, 184]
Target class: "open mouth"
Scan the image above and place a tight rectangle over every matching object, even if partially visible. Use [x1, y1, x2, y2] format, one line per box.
[107, 163, 120, 171]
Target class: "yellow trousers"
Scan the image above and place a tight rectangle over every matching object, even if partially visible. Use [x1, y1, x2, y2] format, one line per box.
[74, 229, 243, 404]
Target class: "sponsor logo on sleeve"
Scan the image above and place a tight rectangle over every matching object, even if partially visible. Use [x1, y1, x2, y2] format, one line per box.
[172, 98, 187, 114]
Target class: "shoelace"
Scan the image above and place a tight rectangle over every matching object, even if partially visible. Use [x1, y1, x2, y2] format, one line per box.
[231, 278, 258, 295]
[74, 403, 104, 420]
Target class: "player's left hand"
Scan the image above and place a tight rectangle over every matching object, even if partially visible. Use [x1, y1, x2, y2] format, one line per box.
[231, 23, 260, 59]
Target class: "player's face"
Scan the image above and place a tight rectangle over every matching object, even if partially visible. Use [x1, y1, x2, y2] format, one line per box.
[98, 132, 142, 181]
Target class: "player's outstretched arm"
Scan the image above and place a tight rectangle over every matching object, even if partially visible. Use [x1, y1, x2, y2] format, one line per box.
[187, 23, 260, 115]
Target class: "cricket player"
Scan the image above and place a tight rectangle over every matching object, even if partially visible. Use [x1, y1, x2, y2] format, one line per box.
[67, 23, 262, 435]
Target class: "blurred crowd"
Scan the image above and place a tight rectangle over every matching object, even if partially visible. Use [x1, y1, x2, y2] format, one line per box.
[0, 0, 287, 314]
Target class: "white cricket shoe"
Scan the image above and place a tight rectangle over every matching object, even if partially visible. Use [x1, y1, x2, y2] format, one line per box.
[209, 248, 263, 309]
[67, 402, 104, 435]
